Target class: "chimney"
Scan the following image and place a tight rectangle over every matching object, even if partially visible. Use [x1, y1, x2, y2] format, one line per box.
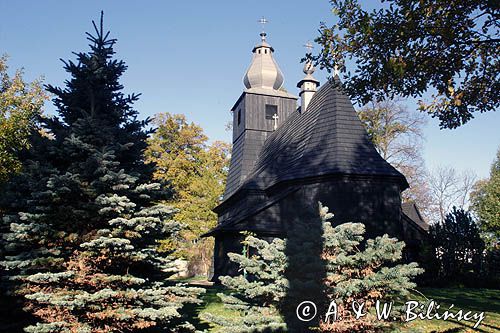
[297, 60, 319, 112]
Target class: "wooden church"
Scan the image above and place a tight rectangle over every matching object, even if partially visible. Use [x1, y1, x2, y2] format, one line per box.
[203, 31, 428, 280]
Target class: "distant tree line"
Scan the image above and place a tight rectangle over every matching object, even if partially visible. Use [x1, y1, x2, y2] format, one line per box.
[359, 99, 499, 288]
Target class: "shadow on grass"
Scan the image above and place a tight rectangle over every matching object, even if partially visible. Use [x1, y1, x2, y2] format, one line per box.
[411, 288, 500, 333]
[183, 284, 232, 331]
[418, 288, 500, 314]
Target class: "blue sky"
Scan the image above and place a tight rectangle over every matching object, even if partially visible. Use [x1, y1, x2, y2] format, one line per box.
[1, 0, 498, 178]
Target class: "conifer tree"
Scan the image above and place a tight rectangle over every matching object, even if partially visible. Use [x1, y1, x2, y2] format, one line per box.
[318, 204, 423, 333]
[205, 204, 423, 333]
[0, 13, 203, 332]
[429, 207, 484, 280]
[201, 235, 288, 332]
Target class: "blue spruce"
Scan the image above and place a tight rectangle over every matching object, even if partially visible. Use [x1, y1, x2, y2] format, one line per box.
[0, 12, 203, 332]
[205, 203, 423, 333]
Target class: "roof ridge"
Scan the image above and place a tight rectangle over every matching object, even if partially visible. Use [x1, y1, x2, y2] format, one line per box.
[221, 79, 408, 204]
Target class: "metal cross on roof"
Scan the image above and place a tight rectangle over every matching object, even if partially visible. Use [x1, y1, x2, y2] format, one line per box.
[258, 17, 268, 32]
[304, 41, 314, 52]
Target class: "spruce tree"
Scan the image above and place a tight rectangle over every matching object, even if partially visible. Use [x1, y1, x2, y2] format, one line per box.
[0, 13, 203, 332]
[201, 235, 288, 332]
[319, 204, 423, 333]
[429, 207, 484, 280]
[205, 204, 423, 333]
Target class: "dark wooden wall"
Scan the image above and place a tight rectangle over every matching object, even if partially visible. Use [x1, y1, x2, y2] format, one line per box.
[232, 92, 297, 142]
[212, 176, 406, 280]
[225, 92, 297, 198]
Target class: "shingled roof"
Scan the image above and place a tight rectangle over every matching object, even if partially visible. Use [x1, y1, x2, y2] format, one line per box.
[402, 201, 429, 231]
[225, 78, 408, 198]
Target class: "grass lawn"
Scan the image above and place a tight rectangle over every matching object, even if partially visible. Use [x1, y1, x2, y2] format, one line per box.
[187, 284, 500, 332]
[400, 288, 500, 333]
[183, 284, 240, 332]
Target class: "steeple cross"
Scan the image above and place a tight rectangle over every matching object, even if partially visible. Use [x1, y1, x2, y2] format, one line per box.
[330, 41, 340, 76]
[258, 17, 268, 32]
[272, 113, 279, 130]
[334, 64, 339, 76]
[304, 41, 314, 53]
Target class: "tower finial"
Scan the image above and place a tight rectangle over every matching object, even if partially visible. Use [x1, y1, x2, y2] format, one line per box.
[297, 41, 320, 112]
[329, 41, 340, 76]
[243, 17, 284, 90]
[304, 41, 313, 53]
[303, 41, 315, 75]
[258, 17, 268, 42]
[258, 17, 268, 33]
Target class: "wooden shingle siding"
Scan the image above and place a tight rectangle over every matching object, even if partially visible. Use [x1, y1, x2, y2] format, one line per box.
[224, 90, 298, 198]
[209, 79, 428, 280]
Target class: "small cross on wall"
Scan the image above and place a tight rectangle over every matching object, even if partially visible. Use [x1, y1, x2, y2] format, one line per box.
[272, 113, 279, 130]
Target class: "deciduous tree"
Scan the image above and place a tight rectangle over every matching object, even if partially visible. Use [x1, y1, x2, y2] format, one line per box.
[145, 113, 230, 275]
[471, 147, 500, 237]
[0, 55, 47, 183]
[315, 0, 499, 129]
[357, 99, 432, 220]
[428, 166, 477, 223]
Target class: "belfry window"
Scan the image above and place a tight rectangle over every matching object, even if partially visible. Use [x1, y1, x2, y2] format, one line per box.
[265, 104, 277, 120]
[237, 109, 241, 125]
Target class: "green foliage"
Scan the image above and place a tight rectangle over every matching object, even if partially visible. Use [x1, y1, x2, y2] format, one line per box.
[146, 113, 208, 195]
[201, 236, 288, 332]
[429, 207, 484, 280]
[0, 55, 47, 183]
[0, 13, 203, 332]
[319, 204, 423, 333]
[145, 113, 230, 275]
[471, 147, 500, 237]
[205, 204, 423, 333]
[314, 0, 499, 129]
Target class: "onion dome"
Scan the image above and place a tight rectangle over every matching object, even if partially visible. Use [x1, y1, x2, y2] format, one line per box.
[243, 32, 284, 90]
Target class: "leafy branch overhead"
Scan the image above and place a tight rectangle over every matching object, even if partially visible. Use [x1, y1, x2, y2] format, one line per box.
[315, 0, 499, 129]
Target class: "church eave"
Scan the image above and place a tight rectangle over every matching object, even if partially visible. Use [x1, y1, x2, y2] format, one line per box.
[230, 90, 298, 112]
[206, 172, 408, 239]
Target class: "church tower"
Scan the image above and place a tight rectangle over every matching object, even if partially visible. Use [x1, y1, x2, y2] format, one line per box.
[224, 31, 297, 198]
[206, 24, 427, 281]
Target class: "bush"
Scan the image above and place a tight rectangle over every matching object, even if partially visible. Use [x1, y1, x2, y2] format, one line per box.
[204, 204, 423, 333]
